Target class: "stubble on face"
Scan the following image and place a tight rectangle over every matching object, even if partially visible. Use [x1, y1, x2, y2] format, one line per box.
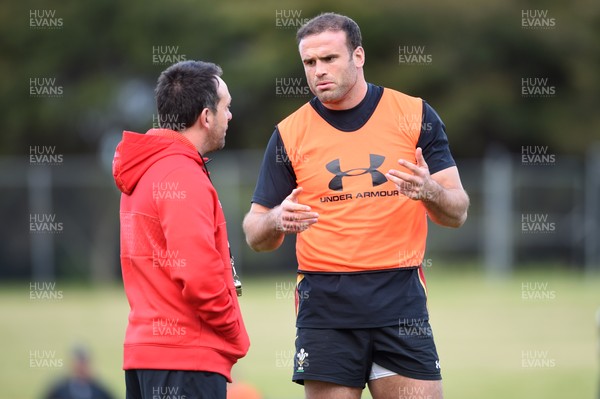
[206, 77, 231, 153]
[299, 30, 363, 109]
[312, 58, 357, 105]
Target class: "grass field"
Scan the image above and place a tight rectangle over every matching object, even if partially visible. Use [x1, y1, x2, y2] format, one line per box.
[1, 266, 598, 399]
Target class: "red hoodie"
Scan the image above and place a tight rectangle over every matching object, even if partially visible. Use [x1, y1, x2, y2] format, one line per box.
[113, 129, 249, 382]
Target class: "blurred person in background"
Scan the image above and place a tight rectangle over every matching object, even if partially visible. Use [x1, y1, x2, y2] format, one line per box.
[243, 12, 468, 399]
[43, 345, 114, 399]
[113, 60, 249, 399]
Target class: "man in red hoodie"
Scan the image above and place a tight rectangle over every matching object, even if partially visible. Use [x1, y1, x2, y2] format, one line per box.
[113, 60, 249, 399]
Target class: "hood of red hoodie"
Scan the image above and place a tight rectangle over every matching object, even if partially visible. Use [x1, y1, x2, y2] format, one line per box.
[113, 129, 203, 195]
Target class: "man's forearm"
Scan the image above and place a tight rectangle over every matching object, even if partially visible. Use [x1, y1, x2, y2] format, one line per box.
[244, 188, 319, 251]
[243, 209, 285, 252]
[424, 185, 469, 228]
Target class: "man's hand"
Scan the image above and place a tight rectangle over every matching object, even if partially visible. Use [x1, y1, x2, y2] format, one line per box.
[272, 187, 319, 234]
[385, 147, 440, 202]
[243, 187, 319, 252]
[385, 147, 469, 228]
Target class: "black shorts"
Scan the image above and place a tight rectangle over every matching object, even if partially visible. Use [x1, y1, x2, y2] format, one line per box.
[292, 322, 442, 388]
[125, 369, 226, 399]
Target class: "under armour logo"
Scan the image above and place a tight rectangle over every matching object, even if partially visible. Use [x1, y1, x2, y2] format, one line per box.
[325, 154, 387, 191]
[435, 360, 441, 369]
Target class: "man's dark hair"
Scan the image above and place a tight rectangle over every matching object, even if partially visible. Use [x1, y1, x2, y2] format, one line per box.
[296, 13, 362, 54]
[155, 60, 222, 132]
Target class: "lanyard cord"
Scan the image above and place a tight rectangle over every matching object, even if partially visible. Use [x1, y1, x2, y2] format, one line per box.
[200, 154, 242, 296]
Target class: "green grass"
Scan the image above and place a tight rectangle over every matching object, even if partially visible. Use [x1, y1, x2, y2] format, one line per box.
[1, 268, 598, 399]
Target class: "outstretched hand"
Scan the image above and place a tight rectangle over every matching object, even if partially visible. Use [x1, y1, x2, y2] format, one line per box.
[385, 148, 440, 201]
[273, 187, 319, 234]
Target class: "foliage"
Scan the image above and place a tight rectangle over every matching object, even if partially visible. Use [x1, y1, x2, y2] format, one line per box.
[1, 0, 598, 159]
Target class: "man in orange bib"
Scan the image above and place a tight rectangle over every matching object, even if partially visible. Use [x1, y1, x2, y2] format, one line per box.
[244, 13, 469, 399]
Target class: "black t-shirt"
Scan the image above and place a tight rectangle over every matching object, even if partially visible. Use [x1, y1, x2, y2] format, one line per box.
[251, 84, 456, 328]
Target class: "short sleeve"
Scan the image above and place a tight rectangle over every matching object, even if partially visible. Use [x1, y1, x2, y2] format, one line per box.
[250, 128, 297, 208]
[417, 101, 456, 175]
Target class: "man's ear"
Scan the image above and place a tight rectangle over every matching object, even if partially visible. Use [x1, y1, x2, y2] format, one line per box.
[198, 107, 211, 129]
[353, 46, 365, 68]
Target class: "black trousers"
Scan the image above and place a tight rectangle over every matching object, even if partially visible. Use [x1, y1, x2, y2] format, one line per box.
[125, 369, 226, 399]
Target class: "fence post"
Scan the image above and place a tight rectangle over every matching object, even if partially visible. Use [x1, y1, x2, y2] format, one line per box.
[28, 165, 55, 281]
[585, 143, 600, 274]
[483, 147, 513, 278]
